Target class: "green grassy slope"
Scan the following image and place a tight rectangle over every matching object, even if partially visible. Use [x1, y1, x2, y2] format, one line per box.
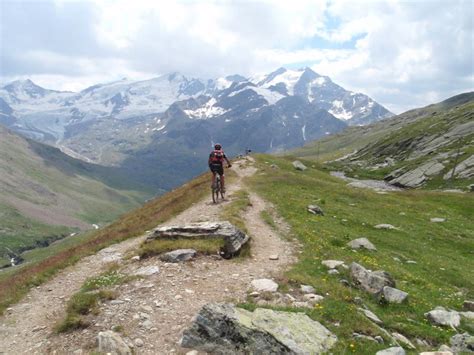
[0, 125, 152, 266]
[293, 93, 474, 178]
[248, 155, 473, 353]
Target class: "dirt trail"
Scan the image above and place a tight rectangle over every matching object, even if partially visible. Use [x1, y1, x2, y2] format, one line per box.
[0, 157, 296, 354]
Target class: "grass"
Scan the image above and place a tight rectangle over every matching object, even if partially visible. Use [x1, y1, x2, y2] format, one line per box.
[0, 171, 211, 315]
[246, 154, 474, 354]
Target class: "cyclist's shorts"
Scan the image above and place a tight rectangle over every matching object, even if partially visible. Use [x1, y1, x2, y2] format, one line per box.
[210, 164, 224, 176]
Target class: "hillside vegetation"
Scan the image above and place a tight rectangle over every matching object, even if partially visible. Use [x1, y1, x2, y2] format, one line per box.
[248, 155, 473, 353]
[0, 125, 152, 267]
[294, 92, 474, 190]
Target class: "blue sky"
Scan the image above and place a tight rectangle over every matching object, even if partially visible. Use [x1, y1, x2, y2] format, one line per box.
[0, 0, 472, 113]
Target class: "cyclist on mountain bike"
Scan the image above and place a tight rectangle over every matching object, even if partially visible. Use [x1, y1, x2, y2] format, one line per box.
[209, 143, 231, 192]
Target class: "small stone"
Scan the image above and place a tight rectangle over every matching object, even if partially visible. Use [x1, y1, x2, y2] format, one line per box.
[425, 307, 461, 327]
[140, 305, 153, 313]
[131, 256, 140, 261]
[430, 217, 446, 223]
[251, 279, 278, 293]
[463, 300, 474, 311]
[134, 338, 144, 347]
[307, 204, 324, 215]
[376, 347, 405, 355]
[392, 332, 415, 349]
[110, 300, 125, 305]
[300, 285, 315, 294]
[269, 255, 279, 260]
[292, 160, 307, 171]
[133, 265, 160, 276]
[328, 269, 339, 275]
[347, 237, 377, 251]
[175, 295, 183, 300]
[303, 294, 324, 304]
[141, 320, 153, 330]
[359, 308, 383, 324]
[380, 286, 409, 304]
[374, 224, 398, 230]
[374, 336, 384, 344]
[249, 291, 260, 297]
[322, 260, 345, 269]
[186, 351, 199, 355]
[406, 260, 417, 264]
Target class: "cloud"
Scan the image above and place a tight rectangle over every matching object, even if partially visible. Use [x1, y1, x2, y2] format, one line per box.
[0, 0, 472, 113]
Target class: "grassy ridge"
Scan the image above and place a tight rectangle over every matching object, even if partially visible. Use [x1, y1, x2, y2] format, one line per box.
[0, 171, 211, 314]
[249, 155, 473, 353]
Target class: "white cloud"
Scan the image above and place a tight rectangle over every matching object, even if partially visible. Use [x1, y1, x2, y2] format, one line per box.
[0, 0, 472, 113]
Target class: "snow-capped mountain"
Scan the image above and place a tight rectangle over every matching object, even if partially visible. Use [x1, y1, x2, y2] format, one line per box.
[0, 68, 392, 173]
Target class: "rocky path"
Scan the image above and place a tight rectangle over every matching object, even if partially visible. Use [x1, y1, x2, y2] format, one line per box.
[0, 157, 296, 354]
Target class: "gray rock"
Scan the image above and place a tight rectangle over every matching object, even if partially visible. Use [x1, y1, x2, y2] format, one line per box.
[425, 307, 461, 327]
[133, 265, 160, 276]
[460, 311, 474, 320]
[353, 332, 377, 343]
[269, 254, 279, 260]
[303, 294, 324, 304]
[180, 303, 337, 354]
[444, 154, 474, 179]
[251, 279, 278, 292]
[463, 300, 474, 311]
[430, 217, 446, 223]
[328, 269, 339, 275]
[419, 352, 453, 355]
[350, 262, 396, 294]
[438, 344, 453, 352]
[450, 333, 474, 353]
[376, 346, 406, 355]
[391, 161, 444, 188]
[374, 224, 398, 230]
[292, 160, 307, 171]
[159, 249, 197, 263]
[374, 336, 384, 344]
[322, 260, 345, 269]
[300, 285, 315, 294]
[392, 332, 415, 349]
[134, 338, 144, 347]
[348, 238, 377, 251]
[97, 331, 132, 355]
[148, 221, 249, 258]
[380, 286, 409, 304]
[307, 204, 324, 215]
[358, 308, 383, 324]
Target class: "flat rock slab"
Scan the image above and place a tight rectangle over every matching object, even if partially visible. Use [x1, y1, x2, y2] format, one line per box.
[374, 224, 398, 230]
[376, 347, 406, 355]
[358, 308, 383, 324]
[180, 303, 337, 354]
[159, 249, 197, 263]
[348, 237, 377, 251]
[147, 221, 249, 257]
[251, 279, 279, 292]
[322, 260, 345, 269]
[430, 217, 446, 223]
[133, 265, 160, 276]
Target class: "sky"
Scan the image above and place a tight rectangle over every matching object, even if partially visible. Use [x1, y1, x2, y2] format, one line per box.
[0, 0, 473, 113]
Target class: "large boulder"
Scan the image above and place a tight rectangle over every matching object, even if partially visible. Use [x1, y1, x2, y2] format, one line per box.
[147, 221, 249, 258]
[180, 303, 337, 354]
[350, 262, 395, 294]
[159, 249, 197, 263]
[450, 333, 474, 353]
[379, 286, 409, 304]
[97, 331, 132, 355]
[425, 307, 461, 327]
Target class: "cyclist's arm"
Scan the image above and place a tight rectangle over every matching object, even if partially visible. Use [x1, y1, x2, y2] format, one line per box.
[224, 155, 232, 167]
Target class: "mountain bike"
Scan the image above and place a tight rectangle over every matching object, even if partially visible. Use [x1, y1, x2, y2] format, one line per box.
[212, 174, 225, 203]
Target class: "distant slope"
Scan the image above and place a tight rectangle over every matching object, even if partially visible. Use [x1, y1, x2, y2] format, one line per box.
[293, 92, 474, 189]
[0, 125, 153, 266]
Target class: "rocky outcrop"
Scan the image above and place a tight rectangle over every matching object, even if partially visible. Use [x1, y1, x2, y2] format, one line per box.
[180, 303, 337, 354]
[97, 331, 132, 355]
[147, 221, 249, 258]
[159, 249, 197, 263]
[350, 262, 395, 294]
[444, 154, 474, 180]
[388, 160, 445, 188]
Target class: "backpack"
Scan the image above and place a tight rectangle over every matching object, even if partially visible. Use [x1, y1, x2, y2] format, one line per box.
[210, 150, 224, 164]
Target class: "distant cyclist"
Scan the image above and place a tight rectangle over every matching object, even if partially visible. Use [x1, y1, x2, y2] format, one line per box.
[209, 143, 231, 192]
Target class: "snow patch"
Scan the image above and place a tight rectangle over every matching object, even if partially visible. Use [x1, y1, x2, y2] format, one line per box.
[260, 69, 303, 95]
[184, 98, 227, 119]
[328, 100, 353, 120]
